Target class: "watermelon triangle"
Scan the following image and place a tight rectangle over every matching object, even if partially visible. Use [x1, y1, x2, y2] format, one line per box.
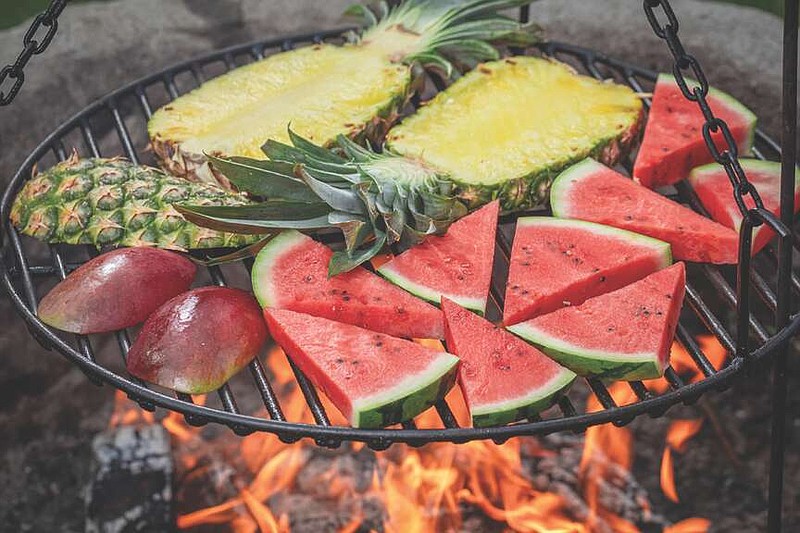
[689, 159, 800, 255]
[252, 230, 445, 339]
[508, 262, 686, 381]
[441, 298, 575, 427]
[378, 201, 499, 315]
[264, 308, 459, 428]
[502, 217, 672, 325]
[551, 159, 740, 264]
[633, 73, 756, 188]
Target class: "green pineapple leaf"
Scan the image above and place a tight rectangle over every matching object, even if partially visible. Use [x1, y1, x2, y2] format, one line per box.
[206, 154, 321, 203]
[176, 202, 333, 234]
[328, 229, 388, 277]
[190, 234, 276, 266]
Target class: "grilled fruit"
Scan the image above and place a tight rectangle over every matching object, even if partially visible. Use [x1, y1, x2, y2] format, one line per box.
[179, 57, 643, 272]
[10, 156, 257, 250]
[386, 57, 643, 211]
[38, 247, 196, 334]
[148, 0, 538, 185]
[127, 287, 268, 394]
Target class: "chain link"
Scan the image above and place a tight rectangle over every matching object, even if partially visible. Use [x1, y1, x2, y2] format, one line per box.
[643, 0, 763, 218]
[0, 0, 68, 106]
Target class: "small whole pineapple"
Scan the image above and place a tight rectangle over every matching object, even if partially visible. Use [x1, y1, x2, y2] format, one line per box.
[10, 155, 258, 250]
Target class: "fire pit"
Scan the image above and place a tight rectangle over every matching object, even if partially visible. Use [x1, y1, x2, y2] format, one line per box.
[1, 0, 798, 530]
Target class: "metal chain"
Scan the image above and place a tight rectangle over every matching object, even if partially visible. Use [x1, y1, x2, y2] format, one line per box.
[643, 0, 764, 218]
[0, 0, 69, 106]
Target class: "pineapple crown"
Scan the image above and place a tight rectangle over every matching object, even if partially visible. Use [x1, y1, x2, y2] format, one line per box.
[177, 129, 467, 275]
[345, 0, 541, 77]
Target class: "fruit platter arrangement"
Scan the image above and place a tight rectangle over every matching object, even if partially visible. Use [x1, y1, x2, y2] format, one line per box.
[2, 0, 798, 444]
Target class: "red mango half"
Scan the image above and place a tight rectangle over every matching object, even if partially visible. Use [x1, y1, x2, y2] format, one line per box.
[38, 247, 196, 334]
[126, 286, 268, 394]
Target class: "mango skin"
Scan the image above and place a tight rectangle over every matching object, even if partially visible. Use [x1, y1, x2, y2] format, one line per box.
[126, 287, 268, 394]
[38, 247, 196, 334]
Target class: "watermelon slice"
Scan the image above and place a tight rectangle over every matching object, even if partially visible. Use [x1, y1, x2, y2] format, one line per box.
[441, 298, 575, 427]
[503, 217, 672, 325]
[551, 158, 740, 264]
[508, 263, 686, 381]
[688, 159, 800, 255]
[633, 73, 756, 188]
[252, 230, 444, 339]
[378, 201, 499, 315]
[264, 308, 459, 428]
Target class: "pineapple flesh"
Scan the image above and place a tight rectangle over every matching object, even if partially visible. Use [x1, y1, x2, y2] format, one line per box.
[147, 0, 538, 185]
[10, 156, 258, 250]
[386, 57, 644, 211]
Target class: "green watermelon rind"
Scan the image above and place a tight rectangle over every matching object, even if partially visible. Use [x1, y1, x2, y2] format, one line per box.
[516, 211, 674, 270]
[251, 229, 306, 309]
[470, 368, 576, 428]
[657, 73, 757, 156]
[507, 322, 664, 381]
[377, 264, 487, 315]
[351, 352, 459, 428]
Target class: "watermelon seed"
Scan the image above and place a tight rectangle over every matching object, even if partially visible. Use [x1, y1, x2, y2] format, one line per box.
[521, 290, 529, 295]
[624, 215, 633, 221]
[600, 276, 606, 282]
[665, 294, 672, 299]
[342, 295, 351, 301]
[607, 326, 615, 332]
[335, 358, 344, 364]
[521, 261, 530, 266]
[395, 306, 406, 315]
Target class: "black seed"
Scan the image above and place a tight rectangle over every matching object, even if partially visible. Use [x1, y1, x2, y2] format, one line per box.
[342, 295, 351, 302]
[521, 290, 529, 295]
[624, 215, 633, 221]
[376, 342, 383, 347]
[335, 358, 344, 364]
[600, 276, 606, 282]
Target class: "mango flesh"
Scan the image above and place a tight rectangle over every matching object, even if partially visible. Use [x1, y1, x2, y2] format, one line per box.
[126, 287, 268, 394]
[37, 247, 196, 334]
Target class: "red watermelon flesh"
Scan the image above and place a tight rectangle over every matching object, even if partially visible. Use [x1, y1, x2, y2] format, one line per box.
[441, 298, 575, 427]
[378, 201, 499, 315]
[502, 217, 672, 326]
[633, 73, 756, 188]
[551, 158, 740, 264]
[264, 308, 459, 428]
[508, 263, 686, 381]
[688, 159, 800, 255]
[252, 230, 445, 339]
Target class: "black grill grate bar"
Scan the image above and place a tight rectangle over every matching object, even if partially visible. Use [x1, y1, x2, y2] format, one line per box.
[586, 378, 618, 409]
[248, 357, 286, 421]
[108, 101, 140, 164]
[624, 73, 652, 110]
[762, 244, 800, 296]
[190, 63, 206, 85]
[684, 281, 736, 353]
[751, 269, 778, 312]
[700, 265, 770, 344]
[250, 45, 265, 60]
[163, 76, 180, 100]
[222, 53, 237, 70]
[435, 400, 460, 428]
[629, 381, 652, 400]
[663, 366, 685, 390]
[134, 87, 153, 119]
[401, 420, 417, 430]
[52, 141, 67, 161]
[6, 228, 39, 312]
[218, 386, 240, 414]
[80, 118, 101, 157]
[48, 243, 96, 364]
[286, 355, 331, 426]
[557, 396, 578, 418]
[675, 322, 718, 376]
[114, 329, 151, 390]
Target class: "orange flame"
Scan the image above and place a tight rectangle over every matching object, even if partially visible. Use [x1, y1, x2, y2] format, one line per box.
[661, 419, 704, 503]
[108, 335, 720, 531]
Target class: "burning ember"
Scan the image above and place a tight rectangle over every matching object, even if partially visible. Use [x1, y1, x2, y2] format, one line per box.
[107, 336, 727, 532]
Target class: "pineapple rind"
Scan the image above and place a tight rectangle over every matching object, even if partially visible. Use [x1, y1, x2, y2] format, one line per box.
[149, 43, 415, 188]
[387, 57, 643, 212]
[453, 115, 643, 211]
[10, 156, 258, 250]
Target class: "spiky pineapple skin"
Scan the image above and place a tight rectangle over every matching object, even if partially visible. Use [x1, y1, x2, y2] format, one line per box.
[149, 43, 418, 188]
[452, 115, 643, 212]
[387, 57, 644, 212]
[10, 156, 258, 250]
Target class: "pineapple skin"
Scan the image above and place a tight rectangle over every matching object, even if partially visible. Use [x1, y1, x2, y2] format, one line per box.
[10, 156, 258, 250]
[149, 43, 419, 188]
[387, 57, 644, 212]
[452, 116, 643, 212]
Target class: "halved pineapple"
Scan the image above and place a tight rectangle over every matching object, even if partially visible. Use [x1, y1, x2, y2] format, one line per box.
[386, 57, 643, 210]
[148, 0, 538, 186]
